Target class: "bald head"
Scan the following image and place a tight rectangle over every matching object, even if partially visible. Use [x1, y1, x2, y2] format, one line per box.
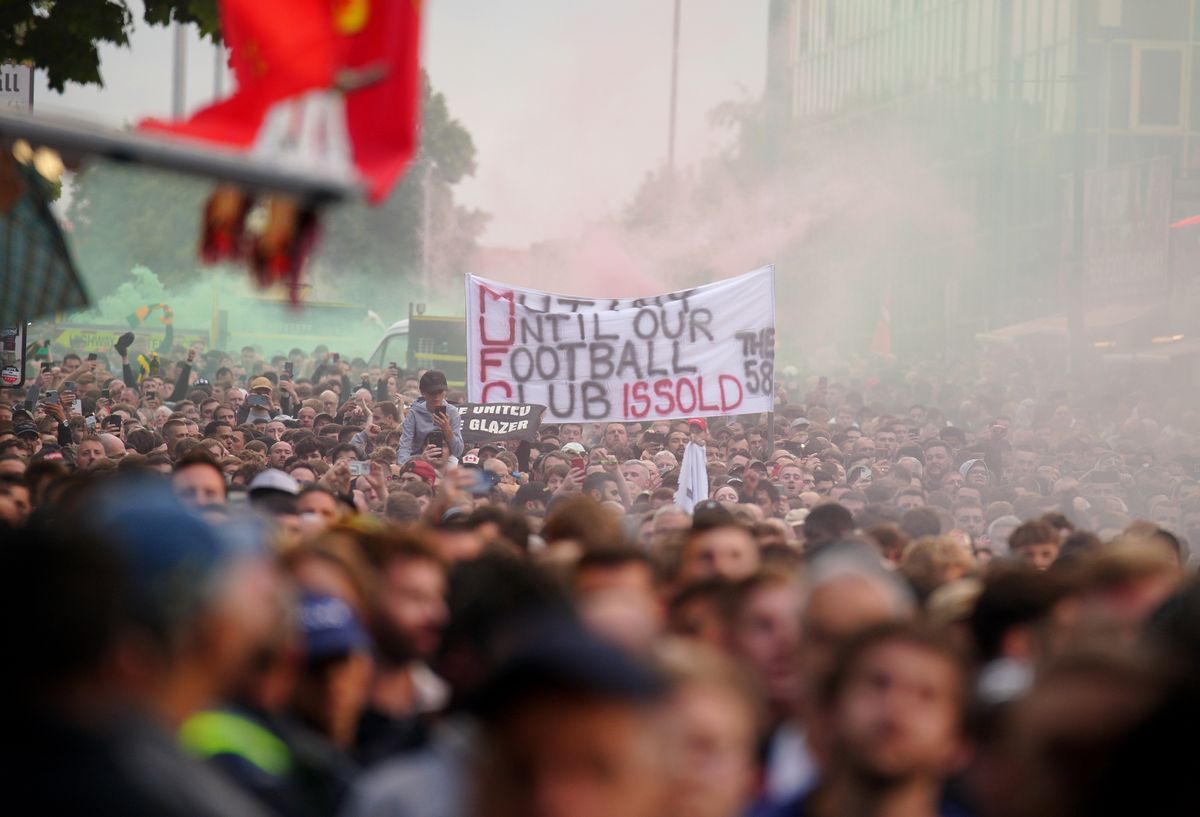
[99, 433, 126, 459]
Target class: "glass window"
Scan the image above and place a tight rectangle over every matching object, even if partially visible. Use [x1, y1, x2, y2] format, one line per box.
[1051, 43, 1071, 130]
[1135, 47, 1184, 128]
[1190, 49, 1200, 129]
[1122, 0, 1189, 39]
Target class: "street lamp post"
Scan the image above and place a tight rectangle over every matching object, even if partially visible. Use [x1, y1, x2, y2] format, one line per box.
[172, 23, 187, 119]
[667, 0, 681, 178]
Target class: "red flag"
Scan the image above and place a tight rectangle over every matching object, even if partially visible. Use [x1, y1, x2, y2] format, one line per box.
[143, 0, 336, 149]
[337, 0, 423, 202]
[142, 0, 422, 202]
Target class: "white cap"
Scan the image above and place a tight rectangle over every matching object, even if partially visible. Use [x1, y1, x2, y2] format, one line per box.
[248, 468, 300, 496]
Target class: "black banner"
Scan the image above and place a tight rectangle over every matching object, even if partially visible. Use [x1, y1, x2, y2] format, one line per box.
[459, 403, 546, 444]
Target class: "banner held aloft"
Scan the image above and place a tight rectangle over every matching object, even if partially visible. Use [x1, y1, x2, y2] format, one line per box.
[465, 267, 776, 423]
[459, 403, 546, 444]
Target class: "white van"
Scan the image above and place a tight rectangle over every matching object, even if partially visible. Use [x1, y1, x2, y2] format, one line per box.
[366, 315, 467, 385]
[366, 319, 409, 370]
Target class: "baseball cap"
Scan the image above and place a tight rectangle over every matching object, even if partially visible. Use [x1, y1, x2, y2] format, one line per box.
[789, 417, 810, 429]
[419, 370, 448, 393]
[14, 420, 38, 439]
[248, 468, 300, 496]
[562, 442, 586, 456]
[692, 499, 736, 531]
[298, 592, 371, 662]
[87, 476, 234, 638]
[404, 459, 438, 486]
[461, 452, 481, 465]
[687, 418, 708, 433]
[249, 376, 273, 392]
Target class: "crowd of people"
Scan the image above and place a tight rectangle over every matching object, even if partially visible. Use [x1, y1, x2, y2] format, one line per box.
[2, 332, 1198, 817]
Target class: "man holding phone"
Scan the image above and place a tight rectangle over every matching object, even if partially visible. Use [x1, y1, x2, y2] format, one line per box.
[237, 376, 276, 425]
[395, 370, 463, 464]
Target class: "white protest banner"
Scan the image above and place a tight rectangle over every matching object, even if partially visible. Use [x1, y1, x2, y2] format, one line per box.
[466, 267, 775, 423]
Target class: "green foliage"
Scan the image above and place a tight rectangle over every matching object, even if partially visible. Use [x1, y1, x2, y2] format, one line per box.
[141, 0, 220, 37]
[422, 80, 477, 185]
[1, 0, 218, 92]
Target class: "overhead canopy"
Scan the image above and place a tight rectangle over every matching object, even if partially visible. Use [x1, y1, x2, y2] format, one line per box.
[975, 302, 1159, 344]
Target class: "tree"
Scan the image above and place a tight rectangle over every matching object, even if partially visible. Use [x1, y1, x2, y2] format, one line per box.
[1, 0, 218, 91]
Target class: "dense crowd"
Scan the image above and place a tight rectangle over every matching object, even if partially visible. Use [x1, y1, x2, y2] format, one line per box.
[1, 333, 1198, 817]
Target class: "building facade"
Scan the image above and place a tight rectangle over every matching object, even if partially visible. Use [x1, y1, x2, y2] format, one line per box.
[766, 0, 1200, 356]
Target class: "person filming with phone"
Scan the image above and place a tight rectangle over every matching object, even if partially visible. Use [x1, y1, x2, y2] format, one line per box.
[396, 370, 463, 465]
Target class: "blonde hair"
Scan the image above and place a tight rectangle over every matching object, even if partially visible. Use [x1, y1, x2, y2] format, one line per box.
[901, 536, 976, 599]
